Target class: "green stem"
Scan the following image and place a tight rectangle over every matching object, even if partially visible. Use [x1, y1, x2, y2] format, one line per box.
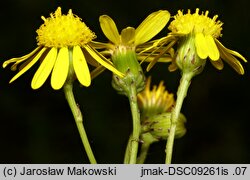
[136, 141, 150, 164]
[165, 72, 193, 164]
[136, 133, 157, 164]
[63, 84, 97, 164]
[123, 135, 132, 164]
[126, 83, 141, 164]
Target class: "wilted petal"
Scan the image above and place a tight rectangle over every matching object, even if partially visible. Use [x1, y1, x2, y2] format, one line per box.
[218, 45, 245, 75]
[146, 41, 176, 71]
[215, 39, 247, 62]
[91, 65, 106, 80]
[210, 58, 224, 70]
[9, 48, 47, 83]
[168, 63, 178, 72]
[3, 47, 42, 68]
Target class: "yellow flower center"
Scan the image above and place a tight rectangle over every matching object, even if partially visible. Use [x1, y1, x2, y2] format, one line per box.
[36, 7, 96, 48]
[169, 8, 223, 38]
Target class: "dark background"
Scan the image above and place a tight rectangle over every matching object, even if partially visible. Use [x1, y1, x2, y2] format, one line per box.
[0, 0, 249, 163]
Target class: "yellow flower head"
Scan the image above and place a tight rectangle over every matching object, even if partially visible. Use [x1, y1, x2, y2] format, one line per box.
[137, 77, 175, 120]
[3, 7, 122, 90]
[169, 9, 222, 39]
[170, 8, 223, 62]
[37, 7, 96, 47]
[98, 10, 170, 50]
[95, 10, 171, 66]
[96, 11, 170, 95]
[149, 8, 247, 75]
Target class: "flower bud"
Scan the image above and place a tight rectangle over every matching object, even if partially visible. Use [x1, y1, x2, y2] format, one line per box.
[176, 34, 206, 76]
[111, 46, 145, 95]
[142, 112, 186, 140]
[137, 77, 174, 121]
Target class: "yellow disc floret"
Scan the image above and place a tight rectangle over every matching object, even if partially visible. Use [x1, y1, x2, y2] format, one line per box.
[169, 8, 223, 38]
[36, 7, 96, 48]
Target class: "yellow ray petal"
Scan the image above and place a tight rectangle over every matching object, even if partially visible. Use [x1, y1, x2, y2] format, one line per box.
[138, 35, 176, 59]
[11, 56, 34, 71]
[135, 10, 170, 46]
[210, 58, 224, 70]
[80, 47, 100, 67]
[137, 54, 172, 63]
[205, 35, 220, 61]
[154, 34, 178, 47]
[215, 39, 247, 62]
[9, 48, 47, 83]
[218, 46, 244, 75]
[84, 45, 124, 77]
[121, 27, 135, 45]
[3, 47, 42, 68]
[11, 48, 44, 71]
[86, 44, 113, 65]
[168, 63, 178, 72]
[146, 41, 175, 72]
[73, 46, 91, 87]
[195, 33, 208, 59]
[31, 47, 57, 89]
[51, 47, 69, 90]
[90, 41, 115, 52]
[99, 15, 120, 44]
[91, 65, 106, 80]
[89, 41, 111, 49]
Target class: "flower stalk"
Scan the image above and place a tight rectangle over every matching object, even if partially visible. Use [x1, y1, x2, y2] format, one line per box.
[111, 49, 145, 164]
[127, 82, 141, 164]
[120, 78, 142, 164]
[63, 83, 97, 164]
[165, 72, 193, 164]
[137, 133, 158, 164]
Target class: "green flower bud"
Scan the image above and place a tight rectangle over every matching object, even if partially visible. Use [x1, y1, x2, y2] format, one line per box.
[142, 112, 186, 140]
[176, 34, 206, 76]
[112, 46, 145, 95]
